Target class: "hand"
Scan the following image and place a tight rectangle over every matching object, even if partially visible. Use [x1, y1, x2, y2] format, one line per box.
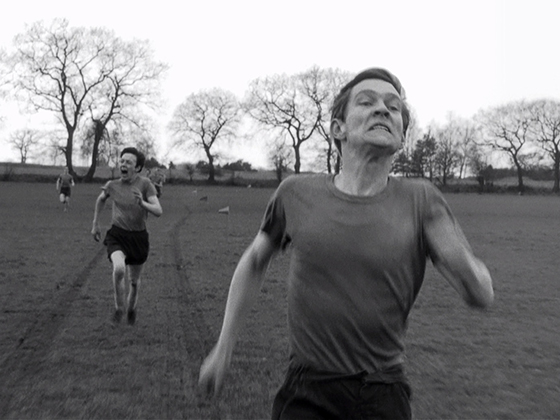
[91, 224, 101, 242]
[198, 345, 231, 397]
[131, 187, 143, 207]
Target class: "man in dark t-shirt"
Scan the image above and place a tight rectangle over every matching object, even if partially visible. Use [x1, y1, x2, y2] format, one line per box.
[91, 147, 162, 325]
[199, 68, 494, 419]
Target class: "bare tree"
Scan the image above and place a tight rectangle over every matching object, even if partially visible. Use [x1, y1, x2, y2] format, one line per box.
[169, 88, 240, 182]
[80, 34, 167, 181]
[476, 101, 535, 193]
[410, 132, 437, 179]
[8, 128, 43, 163]
[529, 99, 560, 193]
[301, 66, 352, 174]
[392, 107, 422, 177]
[433, 131, 460, 186]
[3, 19, 167, 181]
[268, 139, 293, 183]
[244, 71, 322, 174]
[439, 113, 478, 179]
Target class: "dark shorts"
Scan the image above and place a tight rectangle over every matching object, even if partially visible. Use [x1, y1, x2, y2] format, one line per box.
[60, 186, 71, 197]
[103, 225, 149, 265]
[272, 364, 412, 420]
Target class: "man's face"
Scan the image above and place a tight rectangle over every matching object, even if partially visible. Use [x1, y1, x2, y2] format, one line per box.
[119, 153, 139, 181]
[338, 79, 404, 156]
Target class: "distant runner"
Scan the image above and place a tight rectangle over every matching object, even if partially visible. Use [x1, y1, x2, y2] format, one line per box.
[56, 167, 75, 212]
[91, 147, 162, 325]
[148, 168, 166, 198]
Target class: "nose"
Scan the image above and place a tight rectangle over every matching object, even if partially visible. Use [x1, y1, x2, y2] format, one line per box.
[372, 101, 390, 117]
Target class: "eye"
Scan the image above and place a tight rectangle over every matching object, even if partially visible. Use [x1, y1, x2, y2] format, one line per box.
[387, 101, 402, 112]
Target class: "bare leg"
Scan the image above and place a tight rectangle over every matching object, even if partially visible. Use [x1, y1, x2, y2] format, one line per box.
[110, 251, 127, 322]
[127, 264, 144, 324]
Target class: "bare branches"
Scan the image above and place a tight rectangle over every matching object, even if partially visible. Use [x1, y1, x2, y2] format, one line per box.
[168, 88, 241, 182]
[3, 18, 168, 180]
[476, 101, 536, 192]
[8, 128, 43, 163]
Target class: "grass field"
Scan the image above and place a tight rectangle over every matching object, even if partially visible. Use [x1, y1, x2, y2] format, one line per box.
[0, 181, 559, 419]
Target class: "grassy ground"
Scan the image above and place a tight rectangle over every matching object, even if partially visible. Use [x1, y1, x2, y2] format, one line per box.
[0, 181, 558, 419]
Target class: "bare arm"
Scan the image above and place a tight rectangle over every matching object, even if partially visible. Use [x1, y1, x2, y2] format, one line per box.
[425, 214, 494, 308]
[198, 231, 278, 396]
[133, 189, 162, 217]
[91, 191, 108, 241]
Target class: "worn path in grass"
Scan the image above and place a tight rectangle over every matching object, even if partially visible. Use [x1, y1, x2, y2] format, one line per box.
[0, 183, 228, 418]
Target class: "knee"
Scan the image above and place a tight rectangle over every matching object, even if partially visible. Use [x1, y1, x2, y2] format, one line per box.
[113, 263, 126, 279]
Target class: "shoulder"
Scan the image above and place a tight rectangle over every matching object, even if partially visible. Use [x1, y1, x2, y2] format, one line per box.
[102, 179, 119, 190]
[136, 176, 157, 194]
[390, 176, 441, 196]
[137, 175, 154, 187]
[277, 173, 328, 194]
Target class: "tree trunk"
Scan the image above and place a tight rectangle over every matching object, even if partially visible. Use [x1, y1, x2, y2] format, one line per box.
[275, 161, 283, 183]
[294, 145, 301, 174]
[83, 120, 105, 182]
[553, 152, 560, 193]
[206, 149, 215, 183]
[514, 158, 524, 193]
[65, 133, 75, 178]
[326, 142, 333, 174]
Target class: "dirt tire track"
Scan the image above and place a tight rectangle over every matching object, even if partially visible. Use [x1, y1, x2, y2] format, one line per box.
[0, 247, 106, 417]
[170, 210, 213, 355]
[163, 203, 219, 418]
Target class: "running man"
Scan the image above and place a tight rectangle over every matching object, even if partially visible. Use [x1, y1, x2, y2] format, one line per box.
[91, 147, 162, 325]
[198, 68, 494, 419]
[56, 167, 75, 212]
[148, 168, 166, 198]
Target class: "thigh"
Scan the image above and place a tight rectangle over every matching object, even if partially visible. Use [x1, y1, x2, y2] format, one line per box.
[110, 250, 127, 272]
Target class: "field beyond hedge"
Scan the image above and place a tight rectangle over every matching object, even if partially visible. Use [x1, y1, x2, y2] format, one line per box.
[0, 182, 559, 419]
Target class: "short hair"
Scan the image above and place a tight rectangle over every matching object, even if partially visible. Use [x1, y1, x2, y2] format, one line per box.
[120, 147, 146, 171]
[330, 68, 411, 154]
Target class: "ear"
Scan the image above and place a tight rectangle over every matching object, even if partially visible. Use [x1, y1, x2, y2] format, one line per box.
[330, 118, 346, 141]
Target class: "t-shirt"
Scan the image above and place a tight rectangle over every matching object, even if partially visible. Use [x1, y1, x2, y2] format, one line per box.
[102, 176, 157, 231]
[260, 174, 461, 374]
[58, 173, 73, 188]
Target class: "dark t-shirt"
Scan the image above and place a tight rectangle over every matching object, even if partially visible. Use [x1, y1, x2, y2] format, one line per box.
[260, 174, 461, 374]
[102, 176, 157, 231]
[58, 173, 73, 188]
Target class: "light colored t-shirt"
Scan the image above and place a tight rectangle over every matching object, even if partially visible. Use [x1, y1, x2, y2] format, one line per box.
[261, 174, 463, 374]
[102, 176, 157, 231]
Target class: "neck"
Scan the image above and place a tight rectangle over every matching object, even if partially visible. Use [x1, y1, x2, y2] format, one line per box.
[335, 151, 393, 196]
[122, 173, 139, 183]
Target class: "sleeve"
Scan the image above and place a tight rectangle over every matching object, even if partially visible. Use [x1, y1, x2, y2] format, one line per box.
[422, 182, 472, 263]
[260, 184, 290, 249]
[144, 178, 158, 198]
[101, 181, 112, 197]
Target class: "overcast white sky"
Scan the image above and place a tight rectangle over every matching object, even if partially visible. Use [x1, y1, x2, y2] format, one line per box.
[0, 0, 559, 167]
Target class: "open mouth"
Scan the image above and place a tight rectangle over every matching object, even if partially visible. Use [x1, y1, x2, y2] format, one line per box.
[369, 124, 391, 133]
